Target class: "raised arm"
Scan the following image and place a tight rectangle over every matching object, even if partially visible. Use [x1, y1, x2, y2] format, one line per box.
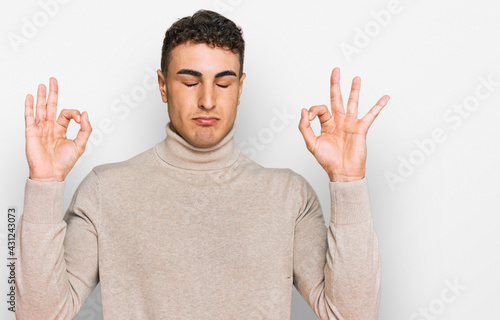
[295, 67, 388, 319]
[292, 175, 380, 319]
[15, 78, 97, 319]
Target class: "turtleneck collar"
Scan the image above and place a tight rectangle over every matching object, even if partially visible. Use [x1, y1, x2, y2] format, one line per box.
[155, 122, 241, 171]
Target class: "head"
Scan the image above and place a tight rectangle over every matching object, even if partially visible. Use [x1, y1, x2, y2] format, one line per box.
[157, 10, 246, 148]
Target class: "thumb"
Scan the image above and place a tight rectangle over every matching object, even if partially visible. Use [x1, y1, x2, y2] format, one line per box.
[298, 108, 317, 153]
[74, 111, 92, 155]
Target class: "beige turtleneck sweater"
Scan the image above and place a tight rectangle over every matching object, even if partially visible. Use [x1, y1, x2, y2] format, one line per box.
[14, 123, 381, 320]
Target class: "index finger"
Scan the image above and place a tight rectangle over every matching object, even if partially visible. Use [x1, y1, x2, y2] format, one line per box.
[46, 77, 58, 121]
[330, 67, 345, 115]
[56, 109, 81, 129]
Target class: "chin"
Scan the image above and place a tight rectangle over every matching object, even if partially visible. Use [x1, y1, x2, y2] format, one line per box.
[190, 129, 221, 148]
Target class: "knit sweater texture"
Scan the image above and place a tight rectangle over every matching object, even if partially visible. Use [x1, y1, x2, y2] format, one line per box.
[15, 123, 381, 319]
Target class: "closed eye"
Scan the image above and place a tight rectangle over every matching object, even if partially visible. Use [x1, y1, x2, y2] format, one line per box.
[184, 83, 198, 87]
[217, 84, 229, 88]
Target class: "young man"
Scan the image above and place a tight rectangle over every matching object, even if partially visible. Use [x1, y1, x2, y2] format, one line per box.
[15, 10, 389, 320]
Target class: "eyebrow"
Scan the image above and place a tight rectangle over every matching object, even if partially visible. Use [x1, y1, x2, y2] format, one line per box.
[177, 69, 237, 78]
[215, 70, 237, 78]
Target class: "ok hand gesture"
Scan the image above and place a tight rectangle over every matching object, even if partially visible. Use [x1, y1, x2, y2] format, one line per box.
[25, 78, 92, 182]
[298, 68, 390, 182]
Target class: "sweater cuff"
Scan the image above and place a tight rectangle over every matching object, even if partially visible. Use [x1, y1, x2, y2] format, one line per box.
[329, 177, 372, 225]
[22, 178, 66, 224]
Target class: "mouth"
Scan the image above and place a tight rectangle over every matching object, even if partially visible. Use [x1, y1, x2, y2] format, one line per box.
[193, 116, 219, 125]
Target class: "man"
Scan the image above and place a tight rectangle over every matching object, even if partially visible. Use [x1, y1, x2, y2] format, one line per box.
[15, 9, 389, 320]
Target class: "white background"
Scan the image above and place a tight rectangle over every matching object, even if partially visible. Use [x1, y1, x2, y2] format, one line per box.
[1, 0, 500, 319]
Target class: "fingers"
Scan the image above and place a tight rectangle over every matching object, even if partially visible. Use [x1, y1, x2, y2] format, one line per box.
[74, 111, 92, 154]
[298, 108, 317, 152]
[330, 67, 345, 115]
[35, 84, 47, 123]
[56, 109, 81, 129]
[25, 94, 35, 128]
[46, 77, 58, 121]
[308, 105, 332, 124]
[346, 76, 361, 117]
[361, 95, 390, 130]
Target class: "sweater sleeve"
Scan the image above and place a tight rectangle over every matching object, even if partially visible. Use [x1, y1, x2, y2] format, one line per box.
[293, 176, 381, 320]
[14, 170, 101, 320]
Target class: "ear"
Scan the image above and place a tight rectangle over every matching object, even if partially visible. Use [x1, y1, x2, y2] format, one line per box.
[157, 69, 168, 103]
[237, 72, 246, 105]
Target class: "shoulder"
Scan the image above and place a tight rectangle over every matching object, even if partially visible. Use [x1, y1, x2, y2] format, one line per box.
[90, 144, 157, 180]
[237, 155, 321, 217]
[236, 153, 313, 191]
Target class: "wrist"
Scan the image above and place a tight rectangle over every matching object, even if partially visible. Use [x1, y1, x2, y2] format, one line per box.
[29, 177, 64, 182]
[29, 172, 65, 182]
[328, 173, 364, 182]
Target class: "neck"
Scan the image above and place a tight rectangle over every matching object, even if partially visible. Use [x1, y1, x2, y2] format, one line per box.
[155, 122, 240, 171]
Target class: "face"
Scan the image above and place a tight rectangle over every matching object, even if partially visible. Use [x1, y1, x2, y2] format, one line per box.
[157, 41, 246, 148]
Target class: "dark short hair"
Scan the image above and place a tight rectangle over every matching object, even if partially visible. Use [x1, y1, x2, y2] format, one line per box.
[160, 10, 245, 79]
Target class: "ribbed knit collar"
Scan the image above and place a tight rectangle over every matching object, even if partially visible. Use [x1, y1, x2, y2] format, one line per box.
[155, 122, 240, 171]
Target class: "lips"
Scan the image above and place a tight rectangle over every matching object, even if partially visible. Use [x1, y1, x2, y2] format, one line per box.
[193, 117, 219, 125]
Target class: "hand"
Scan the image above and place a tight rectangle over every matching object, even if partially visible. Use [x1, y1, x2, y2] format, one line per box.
[298, 67, 390, 182]
[25, 78, 92, 182]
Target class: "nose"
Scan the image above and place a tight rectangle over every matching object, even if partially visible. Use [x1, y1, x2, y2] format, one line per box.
[198, 84, 216, 110]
